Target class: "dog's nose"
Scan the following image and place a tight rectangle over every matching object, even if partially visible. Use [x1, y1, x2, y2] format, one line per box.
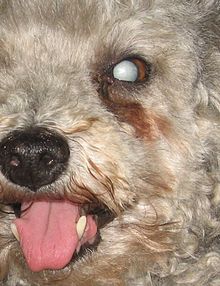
[0, 127, 70, 190]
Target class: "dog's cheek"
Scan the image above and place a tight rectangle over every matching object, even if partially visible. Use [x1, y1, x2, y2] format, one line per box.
[98, 81, 172, 141]
[103, 98, 171, 141]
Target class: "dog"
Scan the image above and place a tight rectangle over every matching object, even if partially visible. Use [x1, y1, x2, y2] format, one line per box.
[0, 0, 219, 285]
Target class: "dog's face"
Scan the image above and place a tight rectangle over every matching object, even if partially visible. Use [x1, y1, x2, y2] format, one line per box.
[0, 1, 219, 285]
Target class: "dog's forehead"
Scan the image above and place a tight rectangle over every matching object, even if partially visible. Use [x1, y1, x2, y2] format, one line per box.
[0, 0, 147, 33]
[0, 0, 150, 21]
[0, 1, 152, 71]
[0, 0, 187, 79]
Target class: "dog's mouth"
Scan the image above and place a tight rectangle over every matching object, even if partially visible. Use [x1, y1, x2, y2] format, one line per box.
[10, 200, 114, 272]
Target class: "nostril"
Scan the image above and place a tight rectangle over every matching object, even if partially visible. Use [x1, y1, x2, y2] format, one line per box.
[9, 155, 22, 168]
[0, 127, 70, 190]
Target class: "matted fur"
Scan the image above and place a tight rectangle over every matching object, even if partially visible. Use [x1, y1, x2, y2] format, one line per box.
[0, 0, 219, 285]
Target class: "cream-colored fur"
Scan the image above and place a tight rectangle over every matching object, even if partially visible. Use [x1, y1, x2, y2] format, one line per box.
[0, 1, 220, 285]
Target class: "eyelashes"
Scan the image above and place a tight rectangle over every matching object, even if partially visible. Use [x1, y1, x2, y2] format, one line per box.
[95, 55, 152, 102]
[93, 55, 154, 137]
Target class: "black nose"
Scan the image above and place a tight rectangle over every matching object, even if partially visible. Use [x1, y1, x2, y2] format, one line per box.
[0, 127, 70, 190]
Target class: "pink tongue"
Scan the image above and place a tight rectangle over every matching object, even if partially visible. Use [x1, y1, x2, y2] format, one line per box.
[14, 200, 97, 272]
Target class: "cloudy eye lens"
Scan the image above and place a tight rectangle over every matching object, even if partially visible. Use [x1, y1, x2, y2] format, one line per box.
[112, 57, 149, 83]
[113, 60, 138, 82]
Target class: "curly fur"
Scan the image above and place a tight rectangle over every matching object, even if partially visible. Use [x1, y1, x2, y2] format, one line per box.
[0, 0, 219, 285]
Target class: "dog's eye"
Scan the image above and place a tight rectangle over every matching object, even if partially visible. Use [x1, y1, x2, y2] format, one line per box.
[112, 58, 147, 82]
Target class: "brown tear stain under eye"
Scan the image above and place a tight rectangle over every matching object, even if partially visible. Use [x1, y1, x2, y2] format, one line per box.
[104, 98, 171, 140]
